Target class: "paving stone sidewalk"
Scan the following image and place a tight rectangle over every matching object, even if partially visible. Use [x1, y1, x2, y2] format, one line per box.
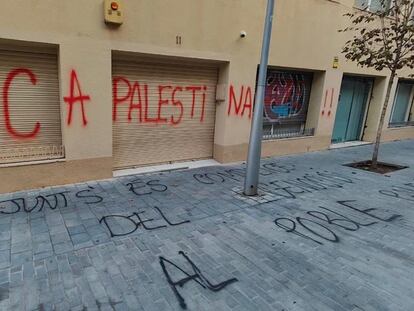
[0, 140, 414, 311]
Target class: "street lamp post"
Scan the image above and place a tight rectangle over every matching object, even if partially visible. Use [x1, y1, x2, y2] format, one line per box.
[244, 0, 275, 196]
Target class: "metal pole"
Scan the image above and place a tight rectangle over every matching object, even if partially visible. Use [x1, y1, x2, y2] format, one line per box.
[244, 0, 275, 196]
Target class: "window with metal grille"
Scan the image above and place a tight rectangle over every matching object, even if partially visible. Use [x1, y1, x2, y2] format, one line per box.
[261, 69, 314, 140]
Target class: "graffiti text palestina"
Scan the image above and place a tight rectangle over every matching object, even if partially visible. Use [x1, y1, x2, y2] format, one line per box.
[2, 66, 256, 140]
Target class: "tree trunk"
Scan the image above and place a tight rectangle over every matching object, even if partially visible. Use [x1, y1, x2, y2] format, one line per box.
[372, 71, 396, 168]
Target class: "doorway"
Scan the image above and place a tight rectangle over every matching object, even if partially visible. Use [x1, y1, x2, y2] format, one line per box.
[332, 76, 372, 143]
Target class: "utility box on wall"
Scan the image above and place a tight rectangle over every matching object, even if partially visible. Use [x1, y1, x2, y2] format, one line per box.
[104, 0, 123, 25]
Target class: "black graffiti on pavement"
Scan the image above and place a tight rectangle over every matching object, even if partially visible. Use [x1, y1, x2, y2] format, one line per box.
[126, 179, 168, 196]
[252, 171, 355, 205]
[193, 169, 242, 184]
[262, 162, 296, 174]
[193, 169, 355, 201]
[75, 188, 104, 204]
[193, 162, 296, 184]
[379, 182, 414, 202]
[262, 171, 354, 200]
[99, 206, 190, 237]
[0, 191, 69, 214]
[274, 200, 402, 245]
[0, 187, 103, 214]
[159, 251, 238, 309]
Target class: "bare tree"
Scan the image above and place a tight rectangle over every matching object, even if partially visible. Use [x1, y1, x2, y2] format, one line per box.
[340, 0, 414, 168]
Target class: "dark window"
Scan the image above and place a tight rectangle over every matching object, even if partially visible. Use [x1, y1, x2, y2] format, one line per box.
[389, 81, 414, 127]
[355, 0, 391, 13]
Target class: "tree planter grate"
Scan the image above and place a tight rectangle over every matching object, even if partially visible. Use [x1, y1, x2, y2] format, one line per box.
[344, 160, 408, 174]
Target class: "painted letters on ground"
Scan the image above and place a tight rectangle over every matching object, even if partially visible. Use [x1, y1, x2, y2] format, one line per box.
[379, 182, 414, 202]
[193, 162, 296, 185]
[0, 186, 102, 214]
[194, 165, 357, 203]
[99, 206, 190, 237]
[274, 200, 401, 245]
[160, 251, 238, 310]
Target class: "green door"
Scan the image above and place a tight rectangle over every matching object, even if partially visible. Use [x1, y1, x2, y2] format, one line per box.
[332, 77, 372, 143]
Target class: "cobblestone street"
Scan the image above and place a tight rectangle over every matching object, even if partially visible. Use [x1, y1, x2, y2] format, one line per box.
[0, 140, 413, 311]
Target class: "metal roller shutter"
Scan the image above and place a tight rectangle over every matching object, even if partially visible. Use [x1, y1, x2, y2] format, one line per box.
[112, 57, 218, 169]
[0, 48, 63, 164]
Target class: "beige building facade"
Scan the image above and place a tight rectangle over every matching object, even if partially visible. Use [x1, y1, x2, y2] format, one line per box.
[0, 0, 413, 193]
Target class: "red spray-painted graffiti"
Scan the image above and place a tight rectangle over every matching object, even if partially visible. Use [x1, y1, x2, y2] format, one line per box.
[321, 88, 334, 117]
[113, 77, 208, 125]
[64, 70, 91, 126]
[2, 67, 258, 143]
[227, 85, 253, 118]
[2, 68, 41, 139]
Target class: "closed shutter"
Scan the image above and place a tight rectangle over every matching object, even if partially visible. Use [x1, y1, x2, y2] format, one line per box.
[112, 56, 218, 169]
[0, 48, 63, 164]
